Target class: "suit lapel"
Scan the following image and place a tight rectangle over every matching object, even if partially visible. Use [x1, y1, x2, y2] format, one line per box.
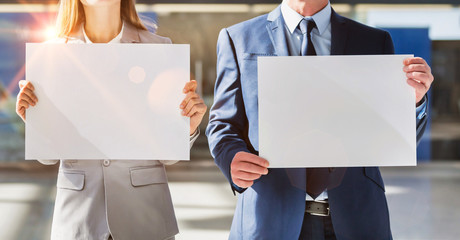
[266, 6, 290, 57]
[330, 9, 348, 55]
[121, 22, 141, 43]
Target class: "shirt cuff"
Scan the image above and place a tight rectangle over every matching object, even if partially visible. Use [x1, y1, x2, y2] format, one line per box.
[190, 128, 200, 141]
[416, 95, 427, 120]
[231, 182, 246, 195]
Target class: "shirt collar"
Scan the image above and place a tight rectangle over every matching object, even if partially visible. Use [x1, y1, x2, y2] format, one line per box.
[82, 22, 125, 44]
[281, 1, 331, 35]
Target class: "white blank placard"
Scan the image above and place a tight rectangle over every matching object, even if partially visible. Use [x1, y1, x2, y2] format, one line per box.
[26, 43, 190, 160]
[258, 55, 415, 168]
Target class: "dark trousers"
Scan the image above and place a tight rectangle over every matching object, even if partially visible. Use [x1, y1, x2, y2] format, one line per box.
[299, 213, 337, 240]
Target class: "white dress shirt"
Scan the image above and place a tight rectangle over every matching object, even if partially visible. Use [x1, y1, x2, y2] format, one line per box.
[281, 1, 332, 201]
[281, 1, 332, 56]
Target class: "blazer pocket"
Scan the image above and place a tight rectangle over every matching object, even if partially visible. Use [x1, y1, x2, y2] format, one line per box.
[130, 166, 168, 187]
[243, 52, 276, 61]
[364, 167, 385, 192]
[56, 171, 85, 191]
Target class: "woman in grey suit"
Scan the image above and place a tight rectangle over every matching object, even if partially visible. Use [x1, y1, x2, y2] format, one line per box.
[15, 0, 207, 239]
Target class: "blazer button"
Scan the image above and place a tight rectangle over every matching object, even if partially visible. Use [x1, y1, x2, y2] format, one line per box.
[103, 159, 111, 167]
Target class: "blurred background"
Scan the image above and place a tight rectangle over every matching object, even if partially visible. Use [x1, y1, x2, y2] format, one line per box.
[1, 0, 460, 239]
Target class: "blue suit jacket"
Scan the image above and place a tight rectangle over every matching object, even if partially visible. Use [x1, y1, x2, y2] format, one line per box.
[206, 6, 427, 240]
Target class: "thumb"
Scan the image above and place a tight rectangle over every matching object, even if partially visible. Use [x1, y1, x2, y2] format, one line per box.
[18, 80, 27, 89]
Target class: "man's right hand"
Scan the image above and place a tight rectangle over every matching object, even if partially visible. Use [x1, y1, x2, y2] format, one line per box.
[16, 80, 38, 121]
[230, 151, 269, 188]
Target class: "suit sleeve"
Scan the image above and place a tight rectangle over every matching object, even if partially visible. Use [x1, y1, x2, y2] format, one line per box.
[37, 159, 59, 165]
[206, 29, 251, 194]
[383, 31, 428, 144]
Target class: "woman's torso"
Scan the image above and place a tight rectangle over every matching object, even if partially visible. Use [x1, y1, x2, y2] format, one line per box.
[49, 23, 179, 240]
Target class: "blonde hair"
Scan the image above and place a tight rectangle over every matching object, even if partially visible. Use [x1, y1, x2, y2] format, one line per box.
[56, 0, 148, 38]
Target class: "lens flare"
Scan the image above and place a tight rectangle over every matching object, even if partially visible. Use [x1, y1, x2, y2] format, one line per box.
[44, 26, 56, 40]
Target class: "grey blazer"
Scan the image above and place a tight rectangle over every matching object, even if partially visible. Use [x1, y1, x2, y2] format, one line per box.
[40, 23, 197, 240]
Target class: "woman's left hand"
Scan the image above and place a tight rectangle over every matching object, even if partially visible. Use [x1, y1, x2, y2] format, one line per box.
[180, 80, 207, 135]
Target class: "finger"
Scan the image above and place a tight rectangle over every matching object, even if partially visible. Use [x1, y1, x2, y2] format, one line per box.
[18, 90, 37, 104]
[235, 152, 270, 168]
[407, 79, 427, 103]
[184, 104, 197, 117]
[233, 179, 253, 188]
[404, 57, 427, 66]
[19, 80, 35, 91]
[406, 72, 432, 89]
[18, 80, 27, 89]
[233, 171, 262, 181]
[16, 105, 25, 114]
[183, 99, 204, 116]
[19, 84, 38, 103]
[22, 88, 38, 102]
[16, 105, 24, 112]
[233, 162, 268, 175]
[17, 99, 32, 109]
[403, 64, 430, 73]
[16, 107, 26, 121]
[187, 103, 207, 117]
[180, 92, 199, 109]
[182, 99, 196, 116]
[18, 106, 25, 114]
[183, 80, 197, 93]
[19, 93, 36, 106]
[26, 81, 35, 91]
[406, 71, 430, 83]
[407, 79, 427, 94]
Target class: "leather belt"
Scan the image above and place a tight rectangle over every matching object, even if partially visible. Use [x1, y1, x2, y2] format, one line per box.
[305, 200, 330, 216]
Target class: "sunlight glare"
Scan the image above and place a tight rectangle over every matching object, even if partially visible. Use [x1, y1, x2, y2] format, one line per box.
[44, 26, 56, 40]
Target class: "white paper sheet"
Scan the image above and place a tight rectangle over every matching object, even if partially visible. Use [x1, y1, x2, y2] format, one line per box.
[258, 55, 416, 168]
[25, 43, 190, 160]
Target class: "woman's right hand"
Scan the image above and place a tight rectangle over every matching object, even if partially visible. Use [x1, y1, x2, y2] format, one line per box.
[16, 80, 38, 121]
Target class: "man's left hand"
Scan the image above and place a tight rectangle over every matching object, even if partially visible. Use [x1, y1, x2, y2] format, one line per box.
[403, 57, 434, 105]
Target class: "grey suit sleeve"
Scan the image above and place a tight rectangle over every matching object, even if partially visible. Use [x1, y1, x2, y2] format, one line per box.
[37, 159, 59, 165]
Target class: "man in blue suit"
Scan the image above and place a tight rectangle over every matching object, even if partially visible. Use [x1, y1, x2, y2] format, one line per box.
[206, 0, 434, 239]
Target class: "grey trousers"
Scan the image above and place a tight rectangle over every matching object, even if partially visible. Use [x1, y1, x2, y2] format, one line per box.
[108, 235, 175, 240]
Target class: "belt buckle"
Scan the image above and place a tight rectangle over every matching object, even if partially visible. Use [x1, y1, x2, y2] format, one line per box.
[309, 208, 330, 217]
[306, 200, 330, 217]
